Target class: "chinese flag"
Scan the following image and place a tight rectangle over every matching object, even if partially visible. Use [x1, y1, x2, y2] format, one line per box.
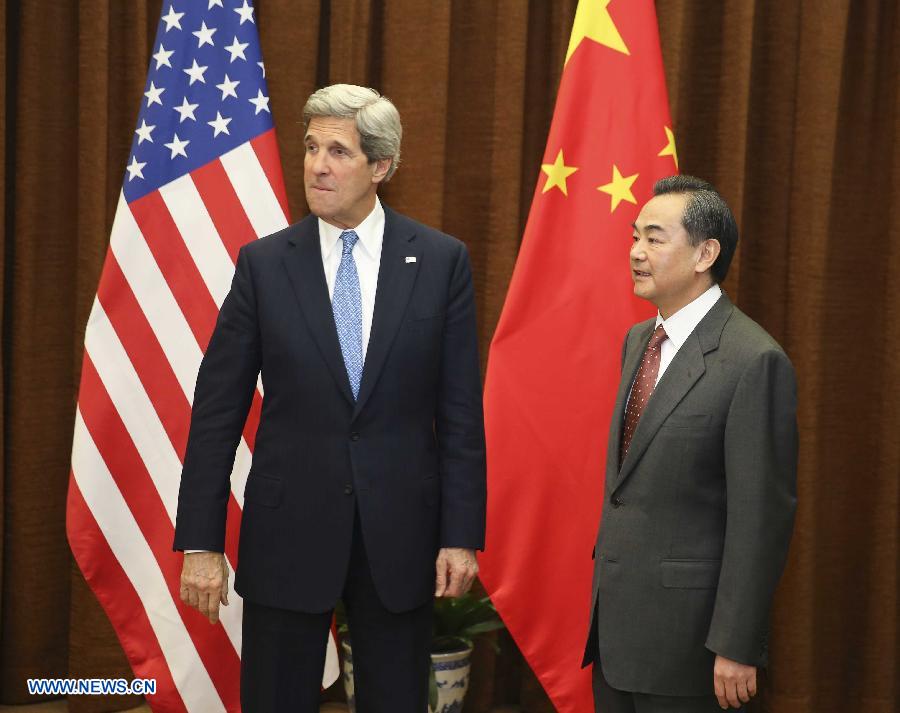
[478, 1, 678, 710]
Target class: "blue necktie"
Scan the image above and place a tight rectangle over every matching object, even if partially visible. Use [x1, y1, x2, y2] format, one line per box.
[332, 230, 363, 400]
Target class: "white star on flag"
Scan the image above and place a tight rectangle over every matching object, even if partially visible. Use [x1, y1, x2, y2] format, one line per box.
[234, 0, 255, 25]
[161, 6, 184, 32]
[164, 133, 190, 159]
[216, 74, 240, 100]
[193, 21, 217, 48]
[225, 36, 249, 62]
[183, 59, 209, 85]
[174, 97, 199, 122]
[144, 81, 165, 107]
[208, 0, 224, 8]
[257, 61, 265, 77]
[153, 44, 174, 69]
[208, 112, 232, 137]
[134, 119, 155, 144]
[248, 89, 270, 115]
[125, 155, 146, 181]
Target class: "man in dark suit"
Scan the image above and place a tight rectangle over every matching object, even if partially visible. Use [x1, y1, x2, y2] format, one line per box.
[174, 84, 486, 712]
[584, 176, 798, 712]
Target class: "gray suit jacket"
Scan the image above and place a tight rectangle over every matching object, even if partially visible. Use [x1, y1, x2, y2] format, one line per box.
[583, 293, 797, 697]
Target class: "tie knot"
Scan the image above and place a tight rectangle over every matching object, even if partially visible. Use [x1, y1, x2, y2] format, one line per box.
[340, 230, 359, 255]
[649, 325, 668, 350]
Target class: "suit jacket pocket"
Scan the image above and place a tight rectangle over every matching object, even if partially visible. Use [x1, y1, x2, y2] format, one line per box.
[244, 473, 284, 508]
[662, 413, 711, 429]
[660, 559, 721, 589]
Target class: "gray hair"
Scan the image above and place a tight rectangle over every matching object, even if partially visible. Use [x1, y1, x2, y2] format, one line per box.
[302, 84, 402, 181]
[653, 175, 739, 283]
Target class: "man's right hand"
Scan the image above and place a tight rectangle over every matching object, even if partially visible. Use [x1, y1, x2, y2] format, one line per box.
[180, 552, 229, 624]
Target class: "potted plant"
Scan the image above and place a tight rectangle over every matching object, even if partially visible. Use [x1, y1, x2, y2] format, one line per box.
[337, 593, 505, 712]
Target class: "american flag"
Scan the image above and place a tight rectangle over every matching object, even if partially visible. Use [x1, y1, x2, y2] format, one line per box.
[66, 2, 339, 710]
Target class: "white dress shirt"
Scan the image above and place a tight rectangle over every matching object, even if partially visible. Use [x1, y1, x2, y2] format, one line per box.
[318, 197, 385, 359]
[654, 284, 722, 384]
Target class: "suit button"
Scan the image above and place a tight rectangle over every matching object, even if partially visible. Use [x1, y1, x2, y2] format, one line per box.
[350, 432, 360, 441]
[611, 496, 623, 508]
[344, 484, 354, 495]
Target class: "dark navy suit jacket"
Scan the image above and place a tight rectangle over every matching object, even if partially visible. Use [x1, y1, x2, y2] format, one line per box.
[173, 205, 486, 614]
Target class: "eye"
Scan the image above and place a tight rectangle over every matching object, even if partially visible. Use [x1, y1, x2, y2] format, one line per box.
[332, 147, 346, 156]
[305, 144, 316, 153]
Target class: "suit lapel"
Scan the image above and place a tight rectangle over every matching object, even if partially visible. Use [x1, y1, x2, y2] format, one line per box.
[612, 294, 734, 491]
[282, 216, 355, 406]
[353, 208, 421, 418]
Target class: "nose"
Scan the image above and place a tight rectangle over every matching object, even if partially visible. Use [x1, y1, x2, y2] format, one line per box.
[630, 238, 645, 262]
[308, 150, 329, 175]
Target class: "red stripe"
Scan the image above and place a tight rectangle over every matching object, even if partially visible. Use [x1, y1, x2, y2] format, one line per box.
[78, 356, 242, 705]
[251, 129, 291, 222]
[243, 391, 262, 451]
[128, 191, 220, 351]
[96, 251, 191, 461]
[66, 479, 189, 713]
[191, 159, 258, 264]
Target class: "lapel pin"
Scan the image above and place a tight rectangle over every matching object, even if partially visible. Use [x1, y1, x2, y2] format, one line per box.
[405, 256, 417, 263]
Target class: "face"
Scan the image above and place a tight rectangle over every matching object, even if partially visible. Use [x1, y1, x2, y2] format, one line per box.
[303, 116, 390, 229]
[630, 193, 719, 318]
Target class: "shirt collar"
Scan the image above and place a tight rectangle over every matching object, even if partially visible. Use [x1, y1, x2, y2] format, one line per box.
[655, 283, 723, 349]
[318, 196, 385, 261]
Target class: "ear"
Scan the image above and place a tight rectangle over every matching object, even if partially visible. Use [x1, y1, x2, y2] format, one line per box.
[695, 238, 721, 275]
[371, 158, 392, 184]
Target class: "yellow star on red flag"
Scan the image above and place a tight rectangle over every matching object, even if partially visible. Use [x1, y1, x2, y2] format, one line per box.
[597, 165, 639, 212]
[658, 126, 678, 169]
[541, 150, 579, 196]
[565, 0, 630, 65]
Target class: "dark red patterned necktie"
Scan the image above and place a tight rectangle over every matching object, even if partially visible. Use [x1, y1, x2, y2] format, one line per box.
[620, 325, 668, 466]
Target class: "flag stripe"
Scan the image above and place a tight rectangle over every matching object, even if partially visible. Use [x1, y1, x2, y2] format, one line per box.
[85, 299, 183, 522]
[72, 411, 226, 712]
[250, 129, 291, 223]
[191, 159, 259, 264]
[78, 355, 244, 690]
[67, 481, 189, 713]
[160, 175, 238, 309]
[129, 190, 221, 350]
[109, 193, 203, 399]
[97, 251, 191, 460]
[221, 141, 289, 238]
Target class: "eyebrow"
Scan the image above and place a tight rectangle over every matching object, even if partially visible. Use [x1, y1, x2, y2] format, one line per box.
[632, 222, 664, 233]
[304, 133, 352, 152]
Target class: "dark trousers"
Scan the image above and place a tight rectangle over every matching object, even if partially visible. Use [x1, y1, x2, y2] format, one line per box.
[241, 511, 433, 712]
[593, 661, 741, 713]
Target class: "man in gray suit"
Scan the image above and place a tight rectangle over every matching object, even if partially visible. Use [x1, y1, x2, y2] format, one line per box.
[583, 176, 798, 712]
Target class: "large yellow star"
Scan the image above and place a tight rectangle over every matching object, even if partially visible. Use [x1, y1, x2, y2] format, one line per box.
[658, 126, 678, 170]
[565, 0, 630, 65]
[541, 150, 579, 196]
[597, 165, 639, 212]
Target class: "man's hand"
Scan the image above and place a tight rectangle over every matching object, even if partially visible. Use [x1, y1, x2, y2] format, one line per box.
[434, 548, 478, 597]
[180, 552, 229, 624]
[713, 655, 757, 709]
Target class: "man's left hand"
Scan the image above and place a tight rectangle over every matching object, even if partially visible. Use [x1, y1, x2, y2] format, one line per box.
[434, 548, 478, 597]
[713, 655, 757, 709]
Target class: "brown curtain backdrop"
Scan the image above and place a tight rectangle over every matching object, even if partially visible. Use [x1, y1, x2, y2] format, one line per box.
[1, 1, 897, 712]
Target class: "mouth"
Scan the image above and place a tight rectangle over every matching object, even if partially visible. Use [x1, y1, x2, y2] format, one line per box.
[310, 185, 333, 193]
[632, 268, 651, 279]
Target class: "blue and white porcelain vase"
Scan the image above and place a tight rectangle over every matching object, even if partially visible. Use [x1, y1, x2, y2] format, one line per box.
[340, 640, 473, 713]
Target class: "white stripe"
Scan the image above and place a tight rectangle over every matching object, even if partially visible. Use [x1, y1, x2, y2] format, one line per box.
[159, 176, 236, 309]
[220, 142, 289, 237]
[72, 410, 226, 713]
[110, 192, 202, 399]
[323, 631, 340, 687]
[85, 299, 182, 522]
